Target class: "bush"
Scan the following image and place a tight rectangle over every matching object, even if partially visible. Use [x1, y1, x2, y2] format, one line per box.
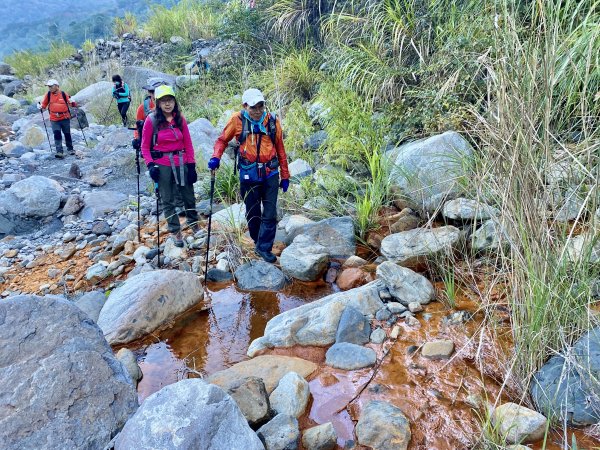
[143, 0, 221, 42]
[113, 12, 138, 37]
[5, 42, 76, 78]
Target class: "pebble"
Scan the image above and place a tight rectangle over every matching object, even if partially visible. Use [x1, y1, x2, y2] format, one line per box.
[408, 302, 423, 313]
[421, 340, 455, 359]
[375, 307, 391, 321]
[370, 328, 386, 344]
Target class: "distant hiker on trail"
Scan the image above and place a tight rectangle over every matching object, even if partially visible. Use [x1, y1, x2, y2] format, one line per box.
[209, 88, 290, 263]
[38, 79, 78, 159]
[112, 74, 131, 126]
[141, 85, 199, 248]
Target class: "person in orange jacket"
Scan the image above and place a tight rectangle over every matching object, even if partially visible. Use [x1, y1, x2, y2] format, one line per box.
[38, 79, 78, 159]
[209, 88, 290, 263]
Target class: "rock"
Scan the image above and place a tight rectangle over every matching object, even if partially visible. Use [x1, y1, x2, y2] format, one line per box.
[390, 214, 420, 233]
[387, 302, 406, 313]
[71, 81, 113, 105]
[408, 302, 423, 313]
[280, 235, 328, 282]
[256, 414, 299, 450]
[376, 261, 435, 305]
[123, 66, 176, 90]
[235, 261, 287, 292]
[206, 268, 234, 282]
[370, 328, 386, 344]
[163, 238, 185, 260]
[224, 377, 271, 427]
[86, 262, 109, 282]
[0, 63, 13, 75]
[212, 202, 247, 228]
[471, 219, 505, 252]
[442, 198, 499, 221]
[21, 125, 46, 147]
[325, 342, 377, 370]
[305, 130, 327, 151]
[91, 220, 112, 235]
[343, 255, 367, 268]
[375, 307, 391, 321]
[302, 422, 337, 450]
[97, 270, 205, 345]
[336, 306, 371, 345]
[285, 216, 356, 259]
[116, 348, 143, 384]
[79, 190, 128, 221]
[421, 340, 454, 359]
[566, 232, 600, 264]
[0, 295, 138, 450]
[530, 326, 600, 425]
[1, 141, 29, 157]
[3, 80, 25, 97]
[58, 243, 77, 260]
[380, 226, 461, 266]
[175, 74, 201, 88]
[170, 35, 185, 44]
[492, 403, 547, 444]
[187, 117, 218, 161]
[62, 194, 85, 215]
[0, 94, 20, 108]
[74, 290, 105, 322]
[84, 172, 107, 187]
[288, 159, 313, 181]
[0, 176, 64, 217]
[115, 379, 264, 449]
[248, 281, 384, 357]
[336, 267, 369, 291]
[94, 127, 132, 152]
[388, 131, 473, 213]
[269, 372, 310, 418]
[356, 401, 411, 450]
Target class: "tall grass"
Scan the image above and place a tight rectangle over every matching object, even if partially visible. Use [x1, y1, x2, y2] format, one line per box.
[113, 12, 138, 37]
[470, 0, 600, 385]
[143, 0, 221, 42]
[5, 42, 76, 78]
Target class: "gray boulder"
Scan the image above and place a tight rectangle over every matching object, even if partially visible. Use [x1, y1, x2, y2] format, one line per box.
[269, 372, 310, 418]
[123, 66, 176, 90]
[380, 226, 461, 266]
[471, 219, 505, 252]
[224, 376, 271, 427]
[94, 127, 132, 152]
[388, 131, 473, 213]
[0, 176, 64, 217]
[71, 81, 112, 106]
[375, 261, 435, 305]
[97, 270, 205, 345]
[356, 401, 411, 450]
[530, 327, 600, 425]
[63, 194, 85, 216]
[492, 403, 547, 444]
[305, 130, 327, 151]
[3, 80, 25, 97]
[74, 290, 105, 322]
[21, 125, 46, 147]
[0, 141, 30, 157]
[285, 216, 355, 259]
[256, 414, 299, 450]
[212, 202, 247, 228]
[0, 295, 138, 450]
[288, 159, 313, 181]
[0, 62, 14, 75]
[115, 379, 264, 449]
[188, 117, 218, 161]
[235, 261, 287, 291]
[335, 306, 371, 345]
[280, 235, 328, 282]
[325, 342, 376, 370]
[566, 232, 600, 264]
[79, 190, 128, 221]
[248, 281, 384, 357]
[442, 198, 499, 221]
[302, 422, 337, 450]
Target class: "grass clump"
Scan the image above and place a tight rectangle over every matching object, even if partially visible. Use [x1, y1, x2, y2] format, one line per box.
[113, 12, 138, 37]
[143, 0, 221, 42]
[5, 42, 76, 78]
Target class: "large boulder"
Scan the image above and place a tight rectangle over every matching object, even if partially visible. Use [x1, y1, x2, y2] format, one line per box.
[235, 261, 287, 292]
[0, 295, 138, 450]
[97, 270, 205, 345]
[375, 261, 435, 305]
[21, 125, 46, 147]
[388, 131, 473, 213]
[279, 235, 328, 282]
[530, 327, 600, 425]
[356, 401, 411, 450]
[212, 202, 247, 228]
[115, 379, 264, 450]
[187, 117, 219, 161]
[79, 190, 128, 221]
[285, 216, 356, 259]
[123, 66, 176, 90]
[442, 198, 499, 221]
[247, 281, 384, 357]
[94, 127, 132, 152]
[71, 81, 113, 106]
[0, 176, 64, 217]
[380, 226, 461, 266]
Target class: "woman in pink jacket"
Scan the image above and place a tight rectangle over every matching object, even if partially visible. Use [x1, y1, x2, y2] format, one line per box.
[141, 85, 198, 247]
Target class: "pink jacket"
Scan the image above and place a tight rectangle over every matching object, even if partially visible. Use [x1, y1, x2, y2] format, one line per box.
[141, 114, 195, 167]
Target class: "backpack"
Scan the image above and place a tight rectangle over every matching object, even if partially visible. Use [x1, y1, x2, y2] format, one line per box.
[46, 90, 71, 116]
[143, 95, 152, 117]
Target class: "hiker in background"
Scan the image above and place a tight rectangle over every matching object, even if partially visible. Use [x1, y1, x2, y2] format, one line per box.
[38, 79, 78, 159]
[112, 74, 131, 127]
[132, 78, 187, 218]
[141, 85, 199, 247]
[209, 88, 290, 263]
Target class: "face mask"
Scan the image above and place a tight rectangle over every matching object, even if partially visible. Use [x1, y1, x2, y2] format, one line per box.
[115, 82, 121, 86]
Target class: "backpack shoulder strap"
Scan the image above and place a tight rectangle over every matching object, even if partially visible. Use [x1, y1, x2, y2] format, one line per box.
[267, 112, 277, 146]
[149, 113, 159, 152]
[238, 110, 249, 146]
[46, 91, 51, 106]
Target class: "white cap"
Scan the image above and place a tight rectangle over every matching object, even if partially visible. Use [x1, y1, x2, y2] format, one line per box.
[45, 79, 59, 86]
[242, 88, 265, 107]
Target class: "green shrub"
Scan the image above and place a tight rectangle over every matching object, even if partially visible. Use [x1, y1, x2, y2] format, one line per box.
[143, 0, 221, 42]
[5, 42, 76, 78]
[113, 12, 138, 37]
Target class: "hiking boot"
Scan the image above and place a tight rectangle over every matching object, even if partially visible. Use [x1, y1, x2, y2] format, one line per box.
[55, 151, 64, 159]
[255, 248, 277, 263]
[68, 148, 75, 155]
[173, 232, 184, 248]
[177, 207, 186, 217]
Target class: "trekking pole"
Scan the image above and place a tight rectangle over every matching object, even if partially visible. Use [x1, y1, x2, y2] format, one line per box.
[39, 108, 53, 151]
[102, 97, 114, 123]
[203, 169, 216, 286]
[73, 107, 89, 147]
[135, 147, 141, 242]
[155, 182, 161, 268]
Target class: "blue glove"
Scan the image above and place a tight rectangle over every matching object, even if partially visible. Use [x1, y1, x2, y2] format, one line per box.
[280, 179, 289, 193]
[148, 163, 160, 182]
[208, 157, 220, 170]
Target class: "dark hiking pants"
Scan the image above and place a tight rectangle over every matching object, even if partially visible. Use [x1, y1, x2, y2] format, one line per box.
[240, 175, 279, 252]
[156, 164, 198, 233]
[51, 119, 73, 153]
[117, 102, 130, 127]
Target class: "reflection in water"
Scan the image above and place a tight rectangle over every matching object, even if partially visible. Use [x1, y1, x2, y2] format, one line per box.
[135, 281, 332, 402]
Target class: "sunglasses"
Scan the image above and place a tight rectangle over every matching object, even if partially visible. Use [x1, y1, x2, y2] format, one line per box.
[249, 102, 265, 110]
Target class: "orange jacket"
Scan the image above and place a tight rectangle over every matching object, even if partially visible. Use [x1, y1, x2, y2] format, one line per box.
[134, 98, 155, 139]
[213, 112, 290, 179]
[41, 90, 73, 121]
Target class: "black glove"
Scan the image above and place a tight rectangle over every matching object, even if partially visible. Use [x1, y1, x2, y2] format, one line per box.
[132, 138, 140, 150]
[148, 163, 160, 182]
[186, 163, 197, 184]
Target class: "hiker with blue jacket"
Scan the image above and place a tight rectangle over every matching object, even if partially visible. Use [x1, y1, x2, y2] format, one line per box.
[112, 74, 130, 126]
[209, 88, 290, 263]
